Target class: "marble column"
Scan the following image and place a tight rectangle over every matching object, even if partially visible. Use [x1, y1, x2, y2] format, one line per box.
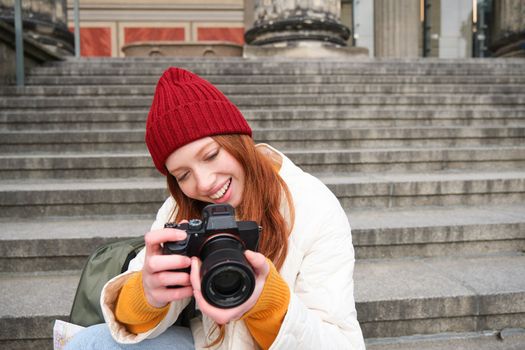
[244, 0, 369, 57]
[491, 0, 525, 57]
[245, 0, 349, 46]
[374, 0, 420, 57]
[0, 0, 73, 55]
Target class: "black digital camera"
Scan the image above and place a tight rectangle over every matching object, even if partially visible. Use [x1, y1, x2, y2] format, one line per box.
[163, 204, 261, 308]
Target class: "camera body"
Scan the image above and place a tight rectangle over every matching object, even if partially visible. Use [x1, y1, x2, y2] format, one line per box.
[163, 204, 260, 259]
[163, 204, 261, 308]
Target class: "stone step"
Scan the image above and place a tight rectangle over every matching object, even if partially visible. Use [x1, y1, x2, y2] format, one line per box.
[40, 56, 525, 68]
[0, 270, 79, 350]
[1, 171, 524, 217]
[327, 170, 525, 210]
[0, 177, 167, 218]
[2, 253, 524, 349]
[0, 216, 152, 272]
[27, 61, 525, 76]
[3, 83, 525, 96]
[356, 253, 525, 338]
[259, 127, 525, 150]
[1, 204, 523, 272]
[2, 94, 524, 109]
[350, 204, 525, 259]
[2, 108, 524, 130]
[365, 329, 525, 350]
[1, 147, 525, 179]
[24, 74, 525, 86]
[1, 127, 523, 153]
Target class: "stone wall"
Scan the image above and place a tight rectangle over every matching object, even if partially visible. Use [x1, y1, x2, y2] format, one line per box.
[0, 21, 61, 85]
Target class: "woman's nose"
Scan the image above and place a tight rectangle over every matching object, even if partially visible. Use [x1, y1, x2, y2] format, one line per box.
[195, 169, 215, 193]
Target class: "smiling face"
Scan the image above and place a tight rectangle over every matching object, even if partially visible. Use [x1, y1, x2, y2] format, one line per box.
[165, 137, 245, 208]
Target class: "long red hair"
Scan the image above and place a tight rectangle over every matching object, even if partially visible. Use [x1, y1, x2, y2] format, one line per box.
[166, 134, 294, 271]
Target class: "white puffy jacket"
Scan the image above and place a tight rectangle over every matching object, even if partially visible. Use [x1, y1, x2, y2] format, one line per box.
[101, 144, 365, 350]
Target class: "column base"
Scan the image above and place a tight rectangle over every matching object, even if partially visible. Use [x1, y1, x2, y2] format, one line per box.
[243, 41, 369, 58]
[491, 32, 525, 58]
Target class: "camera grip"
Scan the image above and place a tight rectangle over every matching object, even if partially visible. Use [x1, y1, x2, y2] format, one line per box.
[162, 222, 190, 289]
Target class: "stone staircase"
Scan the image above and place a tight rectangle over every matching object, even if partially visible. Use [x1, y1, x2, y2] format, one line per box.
[1, 57, 525, 349]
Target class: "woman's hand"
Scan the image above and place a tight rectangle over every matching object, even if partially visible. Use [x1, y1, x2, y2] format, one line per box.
[142, 223, 193, 308]
[190, 250, 270, 325]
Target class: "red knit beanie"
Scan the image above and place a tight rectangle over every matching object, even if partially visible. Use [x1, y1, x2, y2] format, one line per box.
[145, 67, 252, 175]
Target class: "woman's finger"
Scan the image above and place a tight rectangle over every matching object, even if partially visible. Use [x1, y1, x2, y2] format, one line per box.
[145, 228, 188, 247]
[244, 250, 270, 277]
[147, 270, 191, 289]
[189, 257, 202, 292]
[144, 254, 191, 274]
[149, 286, 193, 305]
[190, 258, 213, 315]
[145, 228, 187, 256]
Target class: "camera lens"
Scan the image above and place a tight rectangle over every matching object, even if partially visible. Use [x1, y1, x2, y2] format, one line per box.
[200, 235, 255, 308]
[212, 270, 242, 295]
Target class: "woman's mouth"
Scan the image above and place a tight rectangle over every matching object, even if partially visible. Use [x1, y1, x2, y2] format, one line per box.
[210, 178, 232, 200]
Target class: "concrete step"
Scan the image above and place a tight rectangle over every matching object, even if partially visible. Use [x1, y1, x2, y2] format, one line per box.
[2, 253, 524, 349]
[0, 152, 157, 179]
[325, 170, 525, 210]
[0, 270, 80, 350]
[350, 204, 525, 259]
[26, 60, 525, 76]
[2, 83, 525, 96]
[40, 56, 525, 67]
[260, 127, 525, 150]
[24, 74, 525, 86]
[355, 253, 525, 338]
[2, 147, 525, 179]
[43, 56, 525, 67]
[365, 329, 525, 350]
[2, 94, 524, 109]
[1, 204, 523, 272]
[2, 108, 524, 131]
[0, 177, 167, 218]
[0, 216, 151, 272]
[1, 127, 524, 153]
[1, 171, 524, 217]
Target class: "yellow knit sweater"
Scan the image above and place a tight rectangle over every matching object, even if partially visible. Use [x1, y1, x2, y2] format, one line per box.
[115, 262, 290, 349]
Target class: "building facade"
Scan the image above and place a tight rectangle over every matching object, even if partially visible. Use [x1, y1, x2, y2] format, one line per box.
[1, 0, 524, 58]
[64, 0, 245, 57]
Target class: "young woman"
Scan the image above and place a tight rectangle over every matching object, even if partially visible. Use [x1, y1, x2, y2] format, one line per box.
[66, 67, 365, 350]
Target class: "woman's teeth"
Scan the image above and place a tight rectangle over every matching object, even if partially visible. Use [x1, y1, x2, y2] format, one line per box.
[210, 179, 231, 200]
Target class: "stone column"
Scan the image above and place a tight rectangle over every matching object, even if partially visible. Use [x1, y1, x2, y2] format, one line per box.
[0, 0, 73, 55]
[374, 0, 420, 57]
[244, 0, 255, 33]
[491, 0, 525, 57]
[243, 0, 368, 57]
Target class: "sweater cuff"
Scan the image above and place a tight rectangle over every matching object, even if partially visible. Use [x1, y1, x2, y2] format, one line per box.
[242, 259, 290, 320]
[115, 271, 170, 333]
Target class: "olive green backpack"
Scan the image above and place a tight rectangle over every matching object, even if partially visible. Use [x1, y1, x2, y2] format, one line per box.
[69, 237, 145, 327]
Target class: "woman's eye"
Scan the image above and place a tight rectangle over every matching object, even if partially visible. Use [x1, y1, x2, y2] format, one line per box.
[206, 149, 219, 161]
[176, 172, 188, 182]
